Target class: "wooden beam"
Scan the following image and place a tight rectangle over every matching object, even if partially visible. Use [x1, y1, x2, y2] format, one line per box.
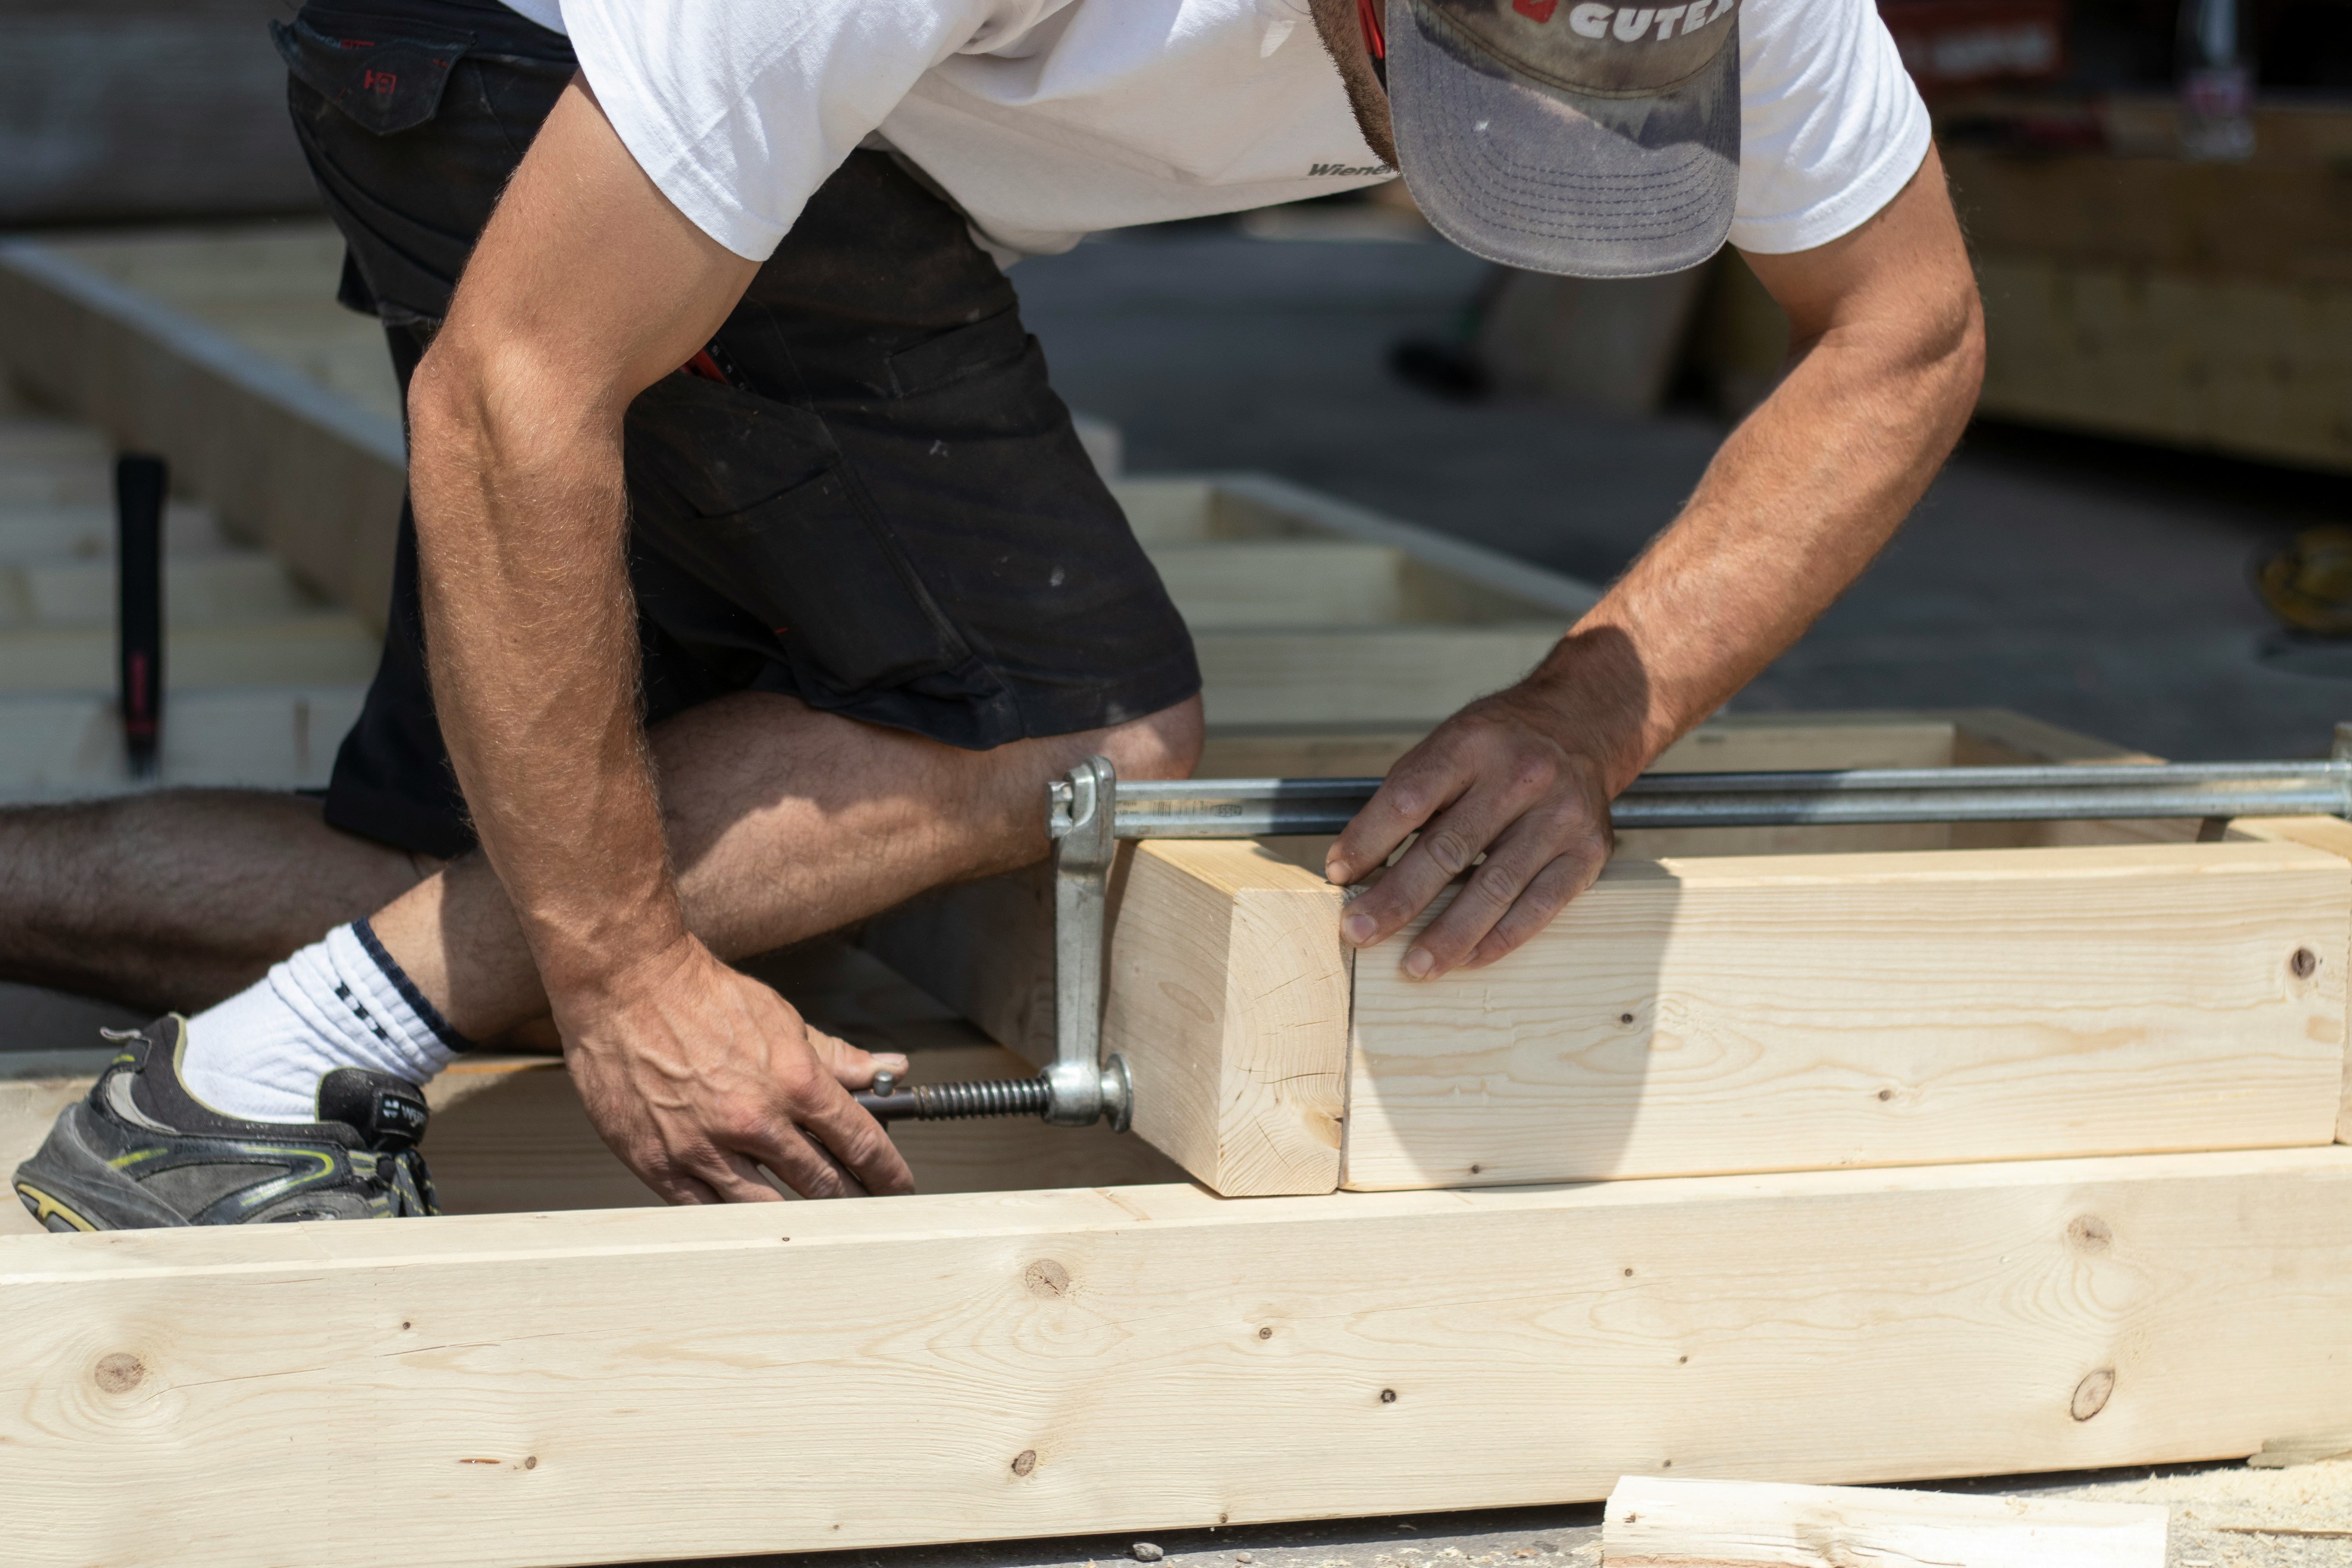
[5, 1145, 2349, 1567]
[1936, 708, 2352, 1145]
[1342, 842, 2347, 1191]
[1103, 841, 1350, 1196]
[1601, 1476, 2168, 1568]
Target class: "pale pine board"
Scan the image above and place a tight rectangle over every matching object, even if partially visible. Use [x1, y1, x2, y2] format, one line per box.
[1601, 1476, 2168, 1568]
[1342, 842, 2348, 1191]
[5, 1147, 2350, 1568]
[1104, 840, 1350, 1196]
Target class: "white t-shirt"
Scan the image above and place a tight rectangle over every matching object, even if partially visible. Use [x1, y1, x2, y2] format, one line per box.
[497, 0, 1929, 266]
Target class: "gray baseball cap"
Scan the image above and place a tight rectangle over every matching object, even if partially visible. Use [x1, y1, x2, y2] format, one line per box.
[1387, 0, 1742, 278]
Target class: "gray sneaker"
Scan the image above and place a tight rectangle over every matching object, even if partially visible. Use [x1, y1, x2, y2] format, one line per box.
[13, 1014, 437, 1230]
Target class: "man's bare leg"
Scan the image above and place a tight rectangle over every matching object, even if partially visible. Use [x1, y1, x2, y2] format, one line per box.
[0, 791, 432, 1014]
[373, 690, 1204, 1039]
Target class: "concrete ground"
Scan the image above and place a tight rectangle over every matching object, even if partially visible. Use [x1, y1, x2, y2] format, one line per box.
[1007, 224, 2352, 763]
[629, 1456, 2352, 1568]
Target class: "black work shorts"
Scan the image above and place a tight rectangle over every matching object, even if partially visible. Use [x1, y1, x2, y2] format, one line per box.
[278, 0, 1200, 859]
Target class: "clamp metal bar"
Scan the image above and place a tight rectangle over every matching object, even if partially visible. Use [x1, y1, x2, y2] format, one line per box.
[1106, 760, 2352, 838]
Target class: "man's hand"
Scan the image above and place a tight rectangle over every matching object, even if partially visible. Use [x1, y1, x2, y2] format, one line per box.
[1325, 677, 1614, 979]
[1327, 147, 1985, 976]
[557, 935, 914, 1202]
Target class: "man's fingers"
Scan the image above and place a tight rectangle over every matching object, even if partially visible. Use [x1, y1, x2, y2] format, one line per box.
[668, 1142, 786, 1205]
[1324, 749, 1474, 889]
[1461, 852, 1602, 970]
[745, 1122, 869, 1201]
[1401, 803, 1609, 976]
[1339, 783, 1527, 957]
[806, 1026, 908, 1091]
[802, 1089, 917, 1197]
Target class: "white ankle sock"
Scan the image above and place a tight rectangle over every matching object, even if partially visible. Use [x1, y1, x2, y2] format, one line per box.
[180, 920, 470, 1123]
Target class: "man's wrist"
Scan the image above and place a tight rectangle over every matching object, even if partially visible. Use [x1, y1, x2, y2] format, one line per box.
[526, 893, 697, 1010]
[1514, 627, 1667, 796]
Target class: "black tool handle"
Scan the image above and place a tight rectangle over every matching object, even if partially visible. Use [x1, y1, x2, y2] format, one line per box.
[115, 454, 167, 780]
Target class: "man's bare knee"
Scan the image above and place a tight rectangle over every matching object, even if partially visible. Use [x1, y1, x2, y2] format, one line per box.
[1094, 694, 1204, 782]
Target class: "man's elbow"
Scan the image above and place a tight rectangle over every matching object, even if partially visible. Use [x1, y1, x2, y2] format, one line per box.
[405, 328, 615, 536]
[1922, 267, 1987, 421]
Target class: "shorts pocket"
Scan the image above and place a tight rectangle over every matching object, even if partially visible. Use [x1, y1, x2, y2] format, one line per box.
[624, 377, 973, 699]
[273, 15, 472, 135]
[886, 307, 1031, 398]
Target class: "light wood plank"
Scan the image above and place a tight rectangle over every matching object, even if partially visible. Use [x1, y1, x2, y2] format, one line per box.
[1601, 1476, 2168, 1568]
[1103, 841, 1350, 1196]
[1341, 842, 2348, 1191]
[1151, 540, 1406, 628]
[1938, 715, 2352, 1144]
[1196, 626, 1563, 727]
[5, 1146, 2351, 1567]
[0, 614, 379, 692]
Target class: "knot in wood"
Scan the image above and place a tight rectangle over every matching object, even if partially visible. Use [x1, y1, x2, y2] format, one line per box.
[1024, 1259, 1072, 1298]
[1011, 1449, 1038, 1477]
[2068, 1215, 2113, 1253]
[2071, 1367, 2117, 1421]
[93, 1353, 145, 1394]
[2292, 947, 2319, 979]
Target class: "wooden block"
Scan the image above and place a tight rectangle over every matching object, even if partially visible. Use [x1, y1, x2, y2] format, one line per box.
[1601, 1476, 2168, 1568]
[0, 615, 380, 693]
[1104, 841, 1350, 1196]
[1196, 626, 1563, 726]
[1341, 842, 2348, 1191]
[5, 1145, 2351, 1566]
[0, 497, 231, 564]
[1973, 254, 2352, 475]
[1151, 540, 1407, 628]
[10, 553, 315, 628]
[0, 686, 365, 800]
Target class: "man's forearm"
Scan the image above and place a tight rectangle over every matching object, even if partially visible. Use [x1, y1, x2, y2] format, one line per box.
[1530, 165, 1986, 793]
[405, 366, 684, 1005]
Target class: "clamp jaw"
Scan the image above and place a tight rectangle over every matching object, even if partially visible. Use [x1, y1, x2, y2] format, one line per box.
[854, 754, 1132, 1132]
[1042, 755, 1133, 1131]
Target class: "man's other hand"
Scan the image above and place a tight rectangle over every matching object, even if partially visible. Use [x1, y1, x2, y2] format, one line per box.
[1321, 147, 1983, 980]
[556, 935, 915, 1202]
[1322, 676, 1615, 981]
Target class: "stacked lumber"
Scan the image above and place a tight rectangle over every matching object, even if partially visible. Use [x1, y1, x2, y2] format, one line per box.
[1688, 99, 2352, 470]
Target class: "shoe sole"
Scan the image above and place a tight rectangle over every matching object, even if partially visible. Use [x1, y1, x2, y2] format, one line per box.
[13, 1101, 185, 1230]
[13, 1178, 101, 1232]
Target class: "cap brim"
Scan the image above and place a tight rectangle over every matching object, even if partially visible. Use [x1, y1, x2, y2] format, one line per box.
[1389, 0, 1740, 279]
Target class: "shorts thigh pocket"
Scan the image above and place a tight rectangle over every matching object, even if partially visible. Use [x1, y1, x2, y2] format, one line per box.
[624, 377, 973, 699]
[273, 14, 472, 134]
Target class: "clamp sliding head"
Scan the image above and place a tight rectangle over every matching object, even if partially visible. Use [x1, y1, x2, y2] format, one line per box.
[1045, 754, 1132, 1132]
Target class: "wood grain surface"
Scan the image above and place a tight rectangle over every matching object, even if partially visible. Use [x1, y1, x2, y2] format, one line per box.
[1104, 840, 1350, 1196]
[1343, 842, 2348, 1191]
[4, 1146, 2349, 1567]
